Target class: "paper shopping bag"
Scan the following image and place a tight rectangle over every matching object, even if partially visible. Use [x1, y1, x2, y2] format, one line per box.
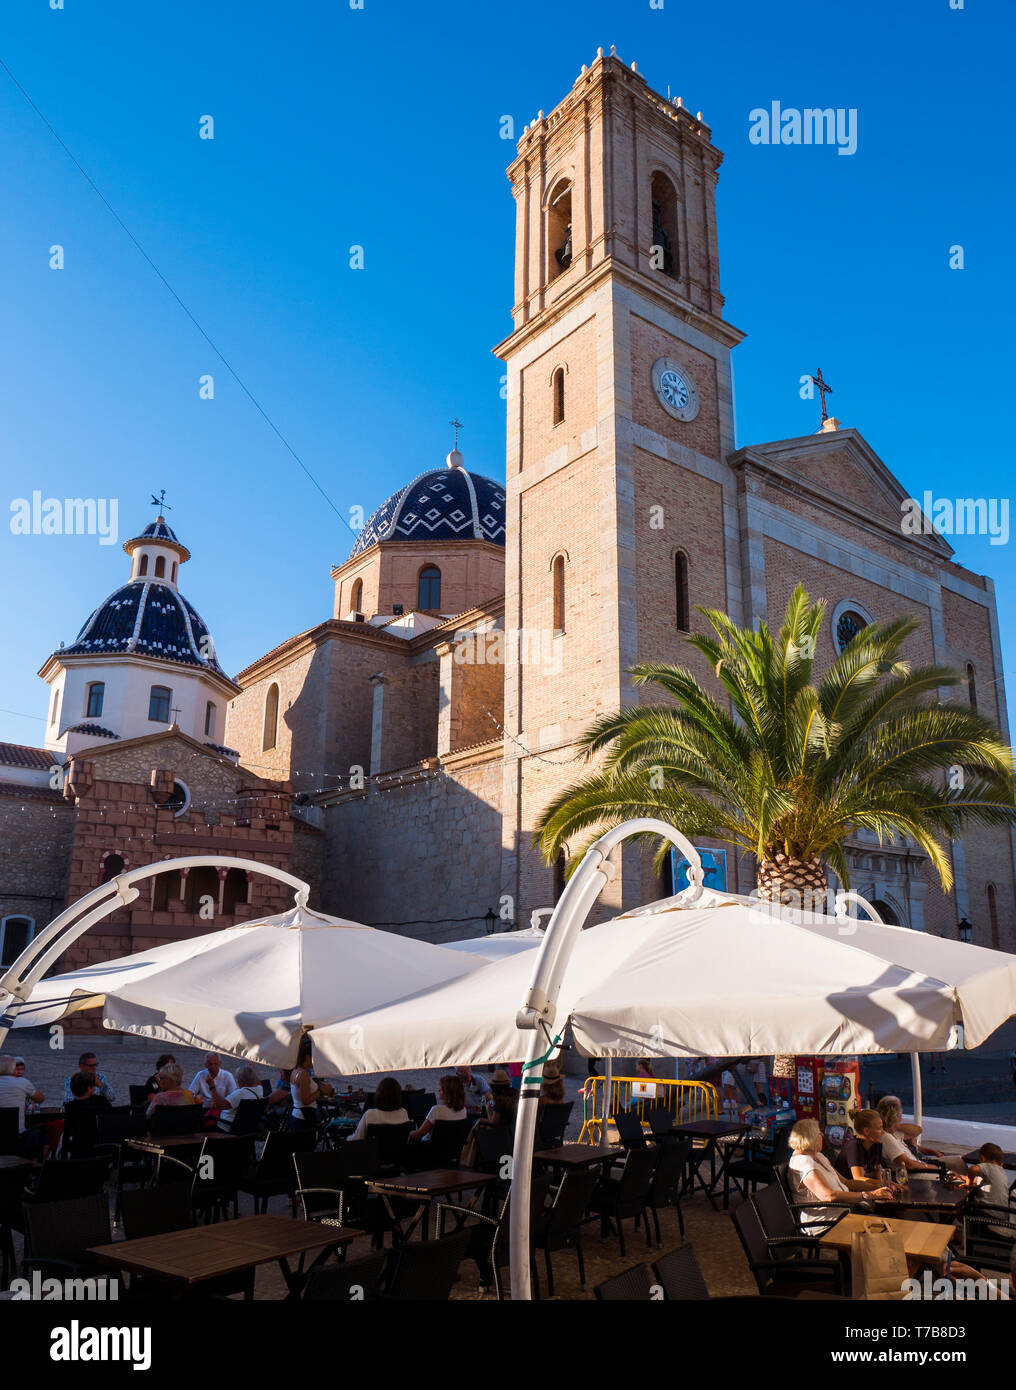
[850, 1218, 910, 1300]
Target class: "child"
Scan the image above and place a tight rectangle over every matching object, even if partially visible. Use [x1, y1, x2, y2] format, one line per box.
[968, 1142, 1012, 1207]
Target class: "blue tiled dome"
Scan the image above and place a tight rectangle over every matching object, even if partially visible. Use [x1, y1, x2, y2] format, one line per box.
[60, 582, 225, 673]
[350, 465, 506, 559]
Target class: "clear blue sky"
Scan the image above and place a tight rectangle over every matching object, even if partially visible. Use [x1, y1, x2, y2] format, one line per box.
[1, 0, 1013, 749]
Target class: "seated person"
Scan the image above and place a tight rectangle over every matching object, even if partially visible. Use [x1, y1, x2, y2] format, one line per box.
[875, 1097, 940, 1175]
[217, 1064, 264, 1131]
[0, 1054, 47, 1158]
[64, 1072, 113, 1114]
[967, 1142, 1014, 1235]
[188, 1053, 237, 1112]
[409, 1074, 467, 1141]
[835, 1108, 892, 1186]
[352, 1076, 410, 1140]
[146, 1063, 197, 1118]
[143, 1054, 176, 1099]
[539, 1061, 567, 1108]
[457, 1065, 491, 1113]
[63, 1051, 116, 1105]
[788, 1118, 893, 1229]
[266, 1069, 292, 1117]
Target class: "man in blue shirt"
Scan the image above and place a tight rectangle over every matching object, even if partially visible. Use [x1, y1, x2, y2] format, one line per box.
[63, 1050, 117, 1106]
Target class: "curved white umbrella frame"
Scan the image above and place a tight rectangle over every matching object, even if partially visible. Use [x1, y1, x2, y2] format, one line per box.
[0, 855, 309, 1047]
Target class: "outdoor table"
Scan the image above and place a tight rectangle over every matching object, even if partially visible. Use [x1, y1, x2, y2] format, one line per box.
[127, 1132, 250, 1150]
[819, 1213, 955, 1280]
[0, 1155, 33, 1174]
[89, 1213, 356, 1297]
[367, 1168, 494, 1242]
[669, 1119, 749, 1209]
[873, 1176, 968, 1217]
[534, 1144, 625, 1172]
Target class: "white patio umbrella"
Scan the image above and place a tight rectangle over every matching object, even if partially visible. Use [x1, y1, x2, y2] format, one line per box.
[441, 926, 546, 961]
[0, 858, 488, 1068]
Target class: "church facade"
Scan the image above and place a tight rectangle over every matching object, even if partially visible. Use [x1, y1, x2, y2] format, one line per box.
[225, 53, 1015, 952]
[1, 52, 1013, 998]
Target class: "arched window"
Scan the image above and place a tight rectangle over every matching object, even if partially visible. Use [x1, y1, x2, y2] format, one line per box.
[552, 367, 565, 425]
[86, 682, 105, 719]
[263, 682, 280, 751]
[100, 852, 125, 884]
[552, 554, 566, 635]
[171, 561, 178, 583]
[148, 685, 171, 722]
[675, 551, 690, 632]
[966, 663, 977, 712]
[418, 566, 441, 611]
[987, 883, 999, 949]
[223, 867, 249, 915]
[204, 701, 216, 737]
[50, 688, 60, 727]
[351, 578, 363, 615]
[870, 898, 900, 927]
[153, 869, 181, 912]
[154, 556, 166, 578]
[0, 915, 34, 968]
[650, 171, 679, 277]
[139, 554, 148, 576]
[547, 178, 572, 279]
[186, 866, 220, 915]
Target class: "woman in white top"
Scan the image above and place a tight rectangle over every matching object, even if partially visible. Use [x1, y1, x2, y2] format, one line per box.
[788, 1119, 893, 1230]
[289, 1038, 334, 1132]
[217, 1064, 263, 1131]
[409, 1074, 467, 1141]
[875, 1097, 940, 1175]
[352, 1076, 410, 1140]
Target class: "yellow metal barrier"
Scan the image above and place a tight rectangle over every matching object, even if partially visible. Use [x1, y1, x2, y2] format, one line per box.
[577, 1075, 719, 1145]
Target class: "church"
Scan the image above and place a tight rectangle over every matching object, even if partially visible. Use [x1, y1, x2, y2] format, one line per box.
[1, 51, 1013, 997]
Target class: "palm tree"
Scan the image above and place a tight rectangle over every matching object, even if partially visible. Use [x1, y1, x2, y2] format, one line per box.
[538, 586, 1016, 915]
[536, 587, 1016, 1075]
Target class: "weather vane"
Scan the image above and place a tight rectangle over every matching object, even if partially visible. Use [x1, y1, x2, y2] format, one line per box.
[449, 418, 464, 449]
[150, 489, 171, 515]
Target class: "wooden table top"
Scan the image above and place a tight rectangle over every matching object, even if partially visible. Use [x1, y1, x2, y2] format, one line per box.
[534, 1144, 624, 1167]
[127, 1132, 249, 1151]
[89, 1214, 356, 1285]
[877, 1177, 968, 1211]
[820, 1213, 955, 1262]
[0, 1155, 33, 1173]
[367, 1168, 494, 1197]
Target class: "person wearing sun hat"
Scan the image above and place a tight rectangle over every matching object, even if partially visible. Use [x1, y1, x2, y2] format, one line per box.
[540, 1060, 567, 1106]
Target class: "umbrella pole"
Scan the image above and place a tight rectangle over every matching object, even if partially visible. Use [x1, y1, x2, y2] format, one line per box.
[600, 1057, 613, 1148]
[509, 816, 705, 1301]
[911, 1052, 923, 1131]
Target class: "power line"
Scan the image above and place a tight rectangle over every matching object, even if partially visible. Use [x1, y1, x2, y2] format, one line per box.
[0, 55, 353, 534]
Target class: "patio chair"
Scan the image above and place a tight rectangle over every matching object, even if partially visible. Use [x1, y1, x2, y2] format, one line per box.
[94, 1111, 149, 1221]
[440, 1170, 553, 1300]
[611, 1109, 649, 1150]
[149, 1104, 202, 1138]
[531, 1167, 598, 1298]
[190, 1136, 252, 1223]
[128, 1085, 150, 1113]
[646, 1107, 678, 1139]
[645, 1137, 690, 1243]
[963, 1194, 1016, 1274]
[380, 1227, 471, 1300]
[367, 1121, 412, 1173]
[0, 1107, 20, 1156]
[723, 1120, 794, 1208]
[239, 1129, 316, 1214]
[302, 1249, 388, 1301]
[652, 1244, 711, 1300]
[731, 1197, 845, 1296]
[761, 1172, 845, 1238]
[404, 1091, 436, 1124]
[59, 1108, 102, 1160]
[27, 1155, 111, 1204]
[473, 1124, 513, 1176]
[536, 1101, 574, 1150]
[226, 1098, 268, 1138]
[21, 1193, 113, 1285]
[594, 1262, 656, 1300]
[294, 1141, 393, 1244]
[408, 1117, 473, 1170]
[590, 1146, 657, 1258]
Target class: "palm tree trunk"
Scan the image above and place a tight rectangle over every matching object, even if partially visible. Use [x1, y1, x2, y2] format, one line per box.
[756, 854, 829, 1080]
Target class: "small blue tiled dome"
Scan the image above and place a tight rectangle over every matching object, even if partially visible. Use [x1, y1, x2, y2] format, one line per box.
[60, 582, 225, 673]
[350, 463, 506, 559]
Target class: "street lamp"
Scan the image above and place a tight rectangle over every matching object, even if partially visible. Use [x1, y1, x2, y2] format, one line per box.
[483, 908, 498, 935]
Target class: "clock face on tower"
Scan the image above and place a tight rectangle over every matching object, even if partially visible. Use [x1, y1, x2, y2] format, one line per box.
[651, 357, 700, 423]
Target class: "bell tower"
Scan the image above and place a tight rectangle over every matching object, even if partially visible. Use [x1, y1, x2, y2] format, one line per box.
[495, 50, 747, 921]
